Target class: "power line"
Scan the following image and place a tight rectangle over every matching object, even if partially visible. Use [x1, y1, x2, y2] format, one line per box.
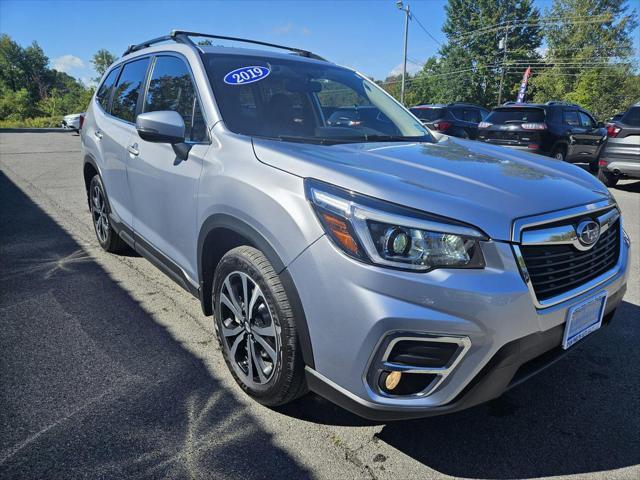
[411, 12, 443, 46]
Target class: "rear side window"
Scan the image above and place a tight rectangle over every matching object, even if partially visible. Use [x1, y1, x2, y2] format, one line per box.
[485, 108, 545, 124]
[95, 67, 120, 112]
[111, 58, 150, 123]
[143, 56, 207, 142]
[621, 106, 640, 126]
[410, 108, 445, 121]
[563, 110, 580, 127]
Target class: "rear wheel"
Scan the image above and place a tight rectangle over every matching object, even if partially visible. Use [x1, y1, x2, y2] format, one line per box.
[597, 168, 618, 187]
[552, 146, 566, 161]
[89, 175, 126, 253]
[213, 246, 306, 406]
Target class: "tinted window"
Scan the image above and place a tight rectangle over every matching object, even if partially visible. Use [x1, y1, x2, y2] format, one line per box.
[563, 110, 580, 127]
[95, 67, 120, 111]
[621, 106, 640, 126]
[204, 53, 429, 143]
[111, 58, 150, 123]
[144, 56, 206, 142]
[462, 108, 481, 123]
[485, 108, 545, 124]
[578, 111, 595, 128]
[410, 108, 446, 121]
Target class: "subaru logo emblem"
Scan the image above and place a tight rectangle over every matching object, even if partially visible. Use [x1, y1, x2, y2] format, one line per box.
[576, 220, 600, 248]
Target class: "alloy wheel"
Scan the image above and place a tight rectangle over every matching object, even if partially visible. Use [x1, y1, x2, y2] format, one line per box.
[91, 184, 109, 244]
[219, 271, 280, 386]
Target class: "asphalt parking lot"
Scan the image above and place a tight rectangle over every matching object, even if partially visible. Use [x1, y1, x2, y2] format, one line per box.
[1, 131, 639, 480]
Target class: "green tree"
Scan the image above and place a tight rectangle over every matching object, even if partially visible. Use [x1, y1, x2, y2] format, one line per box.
[91, 49, 117, 81]
[530, 0, 638, 119]
[433, 0, 543, 106]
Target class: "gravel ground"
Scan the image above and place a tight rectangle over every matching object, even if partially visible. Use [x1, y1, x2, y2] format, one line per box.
[1, 131, 638, 480]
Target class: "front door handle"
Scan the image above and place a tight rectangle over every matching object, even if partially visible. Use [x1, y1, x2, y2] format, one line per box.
[127, 143, 139, 156]
[94, 130, 103, 139]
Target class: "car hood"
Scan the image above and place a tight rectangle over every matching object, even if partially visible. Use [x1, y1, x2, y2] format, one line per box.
[252, 136, 610, 241]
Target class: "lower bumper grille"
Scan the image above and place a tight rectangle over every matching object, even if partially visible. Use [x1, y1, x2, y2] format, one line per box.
[520, 219, 620, 301]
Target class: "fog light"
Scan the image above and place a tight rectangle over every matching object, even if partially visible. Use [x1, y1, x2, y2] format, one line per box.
[384, 371, 402, 390]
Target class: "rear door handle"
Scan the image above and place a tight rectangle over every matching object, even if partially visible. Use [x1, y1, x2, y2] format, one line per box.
[127, 143, 139, 156]
[94, 130, 103, 139]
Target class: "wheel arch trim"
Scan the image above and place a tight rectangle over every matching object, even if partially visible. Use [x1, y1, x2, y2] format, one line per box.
[197, 213, 315, 368]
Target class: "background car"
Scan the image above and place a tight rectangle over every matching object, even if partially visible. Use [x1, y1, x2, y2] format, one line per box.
[477, 101, 607, 171]
[61, 112, 84, 132]
[410, 102, 489, 139]
[597, 104, 640, 187]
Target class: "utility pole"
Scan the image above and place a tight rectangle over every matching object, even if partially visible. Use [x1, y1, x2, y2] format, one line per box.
[396, 1, 411, 105]
[497, 23, 509, 106]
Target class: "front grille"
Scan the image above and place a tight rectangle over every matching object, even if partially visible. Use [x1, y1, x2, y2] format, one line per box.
[520, 219, 620, 301]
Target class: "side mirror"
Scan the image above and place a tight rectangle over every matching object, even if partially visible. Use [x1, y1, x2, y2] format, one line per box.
[136, 111, 192, 160]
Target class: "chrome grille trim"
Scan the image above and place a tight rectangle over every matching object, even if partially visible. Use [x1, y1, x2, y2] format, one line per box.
[512, 201, 624, 309]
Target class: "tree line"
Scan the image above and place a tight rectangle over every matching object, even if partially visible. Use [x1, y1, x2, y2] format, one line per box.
[0, 34, 116, 128]
[382, 0, 639, 120]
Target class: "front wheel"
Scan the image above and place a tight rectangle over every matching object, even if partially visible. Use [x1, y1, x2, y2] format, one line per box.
[213, 246, 306, 406]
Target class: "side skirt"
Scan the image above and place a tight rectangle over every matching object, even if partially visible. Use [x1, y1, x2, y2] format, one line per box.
[109, 214, 201, 300]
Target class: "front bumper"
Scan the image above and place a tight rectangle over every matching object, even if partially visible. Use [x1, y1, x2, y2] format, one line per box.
[289, 225, 630, 420]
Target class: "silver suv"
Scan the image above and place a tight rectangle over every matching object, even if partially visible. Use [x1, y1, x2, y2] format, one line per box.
[81, 31, 630, 420]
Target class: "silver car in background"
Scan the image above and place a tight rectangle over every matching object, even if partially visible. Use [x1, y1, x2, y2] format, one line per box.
[598, 104, 640, 187]
[61, 112, 84, 132]
[80, 31, 630, 420]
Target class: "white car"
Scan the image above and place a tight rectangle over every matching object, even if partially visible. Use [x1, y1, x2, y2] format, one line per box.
[61, 113, 84, 132]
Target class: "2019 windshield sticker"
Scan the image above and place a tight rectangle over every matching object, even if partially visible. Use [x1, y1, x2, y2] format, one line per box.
[224, 66, 270, 85]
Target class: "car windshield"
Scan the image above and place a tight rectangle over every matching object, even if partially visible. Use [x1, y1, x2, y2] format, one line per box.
[204, 53, 432, 144]
[410, 107, 446, 121]
[486, 107, 545, 124]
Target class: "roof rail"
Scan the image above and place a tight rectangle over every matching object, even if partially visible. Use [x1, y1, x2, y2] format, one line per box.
[123, 30, 327, 61]
[545, 101, 579, 107]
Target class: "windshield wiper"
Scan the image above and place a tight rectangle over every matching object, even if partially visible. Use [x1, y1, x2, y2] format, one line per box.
[339, 134, 430, 143]
[254, 135, 362, 145]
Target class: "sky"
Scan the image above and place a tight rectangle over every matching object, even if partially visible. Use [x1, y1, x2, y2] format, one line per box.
[0, 0, 594, 85]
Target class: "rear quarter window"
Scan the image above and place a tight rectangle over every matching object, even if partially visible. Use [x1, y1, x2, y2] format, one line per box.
[485, 108, 545, 124]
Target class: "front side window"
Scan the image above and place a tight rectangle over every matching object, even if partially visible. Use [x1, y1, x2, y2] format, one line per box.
[204, 54, 431, 144]
[95, 67, 120, 112]
[563, 110, 580, 127]
[143, 56, 207, 142]
[111, 58, 150, 123]
[578, 111, 595, 128]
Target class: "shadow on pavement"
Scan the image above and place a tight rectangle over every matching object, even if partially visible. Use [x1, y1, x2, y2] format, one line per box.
[283, 297, 639, 478]
[0, 171, 310, 479]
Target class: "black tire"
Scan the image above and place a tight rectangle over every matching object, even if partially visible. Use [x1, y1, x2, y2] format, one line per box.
[552, 145, 567, 161]
[597, 168, 618, 187]
[213, 246, 306, 406]
[89, 175, 127, 253]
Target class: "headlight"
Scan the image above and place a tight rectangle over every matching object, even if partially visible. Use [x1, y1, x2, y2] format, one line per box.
[306, 179, 487, 271]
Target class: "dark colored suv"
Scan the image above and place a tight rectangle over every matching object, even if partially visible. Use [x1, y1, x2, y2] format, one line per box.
[410, 103, 489, 139]
[477, 102, 607, 171]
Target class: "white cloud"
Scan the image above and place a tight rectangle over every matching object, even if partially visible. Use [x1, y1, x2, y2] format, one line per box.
[388, 61, 423, 77]
[52, 54, 84, 73]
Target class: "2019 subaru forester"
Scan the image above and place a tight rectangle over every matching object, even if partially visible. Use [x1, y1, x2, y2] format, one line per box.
[80, 31, 630, 420]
